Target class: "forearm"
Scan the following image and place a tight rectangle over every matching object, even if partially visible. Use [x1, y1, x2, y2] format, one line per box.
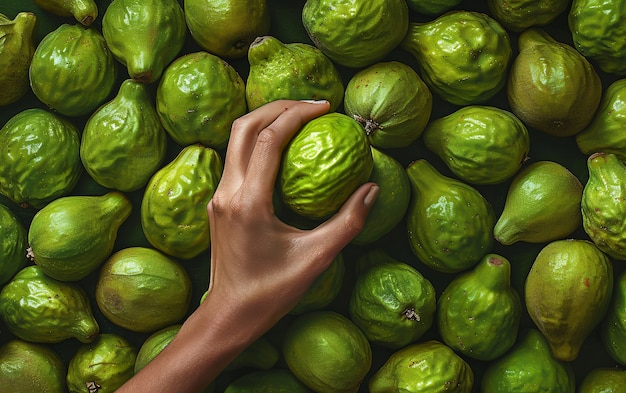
[117, 294, 264, 393]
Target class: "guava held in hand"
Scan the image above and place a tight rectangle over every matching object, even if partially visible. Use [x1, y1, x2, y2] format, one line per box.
[279, 112, 373, 220]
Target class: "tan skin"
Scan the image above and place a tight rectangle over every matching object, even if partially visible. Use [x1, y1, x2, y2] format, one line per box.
[116, 100, 379, 393]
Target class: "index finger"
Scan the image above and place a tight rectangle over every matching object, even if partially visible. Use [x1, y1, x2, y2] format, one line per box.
[241, 100, 331, 199]
[220, 100, 329, 192]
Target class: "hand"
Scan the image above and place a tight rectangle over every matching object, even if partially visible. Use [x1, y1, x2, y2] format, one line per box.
[118, 100, 378, 393]
[206, 99, 379, 329]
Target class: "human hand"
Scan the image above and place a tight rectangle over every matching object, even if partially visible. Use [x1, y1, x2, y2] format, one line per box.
[117, 100, 379, 393]
[204, 99, 379, 335]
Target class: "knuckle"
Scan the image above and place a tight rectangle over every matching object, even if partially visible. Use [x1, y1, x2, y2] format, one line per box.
[343, 211, 367, 236]
[256, 126, 280, 147]
[230, 117, 249, 135]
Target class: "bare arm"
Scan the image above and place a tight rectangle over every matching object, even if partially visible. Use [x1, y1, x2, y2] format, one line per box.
[116, 100, 379, 393]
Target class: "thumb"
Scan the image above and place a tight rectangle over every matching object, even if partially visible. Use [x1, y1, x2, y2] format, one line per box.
[308, 182, 380, 257]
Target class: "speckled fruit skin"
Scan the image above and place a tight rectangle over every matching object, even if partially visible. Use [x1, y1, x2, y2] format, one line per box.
[525, 239, 614, 362]
[343, 61, 433, 149]
[569, 0, 626, 75]
[507, 28, 603, 137]
[80, 79, 168, 192]
[102, 0, 186, 83]
[481, 329, 576, 393]
[141, 144, 223, 260]
[576, 79, 626, 161]
[66, 333, 137, 393]
[405, 159, 495, 273]
[157, 51, 247, 149]
[401, 10, 512, 105]
[0, 339, 67, 392]
[0, 108, 82, 209]
[0, 265, 99, 344]
[246, 36, 344, 113]
[437, 254, 522, 361]
[369, 340, 474, 393]
[302, 0, 409, 68]
[279, 112, 373, 220]
[95, 247, 192, 333]
[29, 23, 117, 117]
[582, 153, 626, 260]
[423, 105, 530, 185]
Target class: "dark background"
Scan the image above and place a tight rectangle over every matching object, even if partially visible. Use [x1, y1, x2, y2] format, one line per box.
[1, 0, 624, 391]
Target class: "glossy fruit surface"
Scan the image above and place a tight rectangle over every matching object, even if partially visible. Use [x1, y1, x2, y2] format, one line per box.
[102, 0, 186, 83]
[0, 339, 67, 392]
[401, 10, 512, 105]
[302, 0, 409, 68]
[0, 204, 28, 285]
[569, 0, 626, 75]
[481, 329, 576, 392]
[95, 247, 192, 333]
[156, 51, 247, 149]
[581, 152, 626, 260]
[576, 78, 626, 161]
[494, 161, 583, 245]
[279, 112, 373, 219]
[525, 239, 613, 361]
[507, 28, 603, 137]
[283, 310, 372, 393]
[349, 248, 436, 349]
[369, 340, 474, 393]
[29, 23, 117, 116]
[184, 0, 270, 59]
[246, 35, 344, 112]
[343, 61, 432, 149]
[406, 159, 495, 273]
[66, 333, 137, 393]
[27, 192, 132, 281]
[437, 254, 521, 361]
[0, 265, 99, 343]
[0, 108, 82, 209]
[80, 79, 168, 192]
[141, 144, 223, 260]
[423, 105, 529, 185]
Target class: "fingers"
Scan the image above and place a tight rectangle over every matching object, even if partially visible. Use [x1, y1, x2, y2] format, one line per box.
[219, 100, 330, 193]
[306, 182, 380, 263]
[243, 100, 331, 198]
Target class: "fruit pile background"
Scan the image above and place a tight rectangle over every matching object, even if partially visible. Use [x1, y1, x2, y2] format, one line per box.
[1, 0, 625, 392]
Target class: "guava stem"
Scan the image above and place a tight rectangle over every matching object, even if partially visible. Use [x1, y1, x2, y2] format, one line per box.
[26, 246, 35, 261]
[81, 16, 94, 26]
[353, 114, 381, 136]
[402, 307, 420, 321]
[86, 381, 101, 393]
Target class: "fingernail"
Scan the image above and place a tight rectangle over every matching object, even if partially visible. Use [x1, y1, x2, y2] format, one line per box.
[299, 99, 329, 104]
[364, 184, 380, 208]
